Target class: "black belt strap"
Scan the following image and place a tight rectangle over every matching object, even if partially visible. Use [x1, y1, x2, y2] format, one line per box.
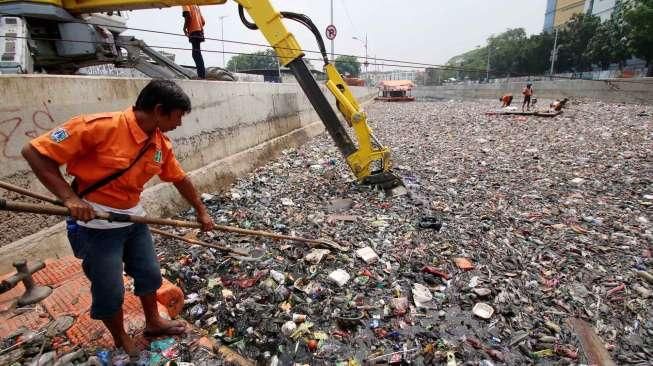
[72, 137, 153, 198]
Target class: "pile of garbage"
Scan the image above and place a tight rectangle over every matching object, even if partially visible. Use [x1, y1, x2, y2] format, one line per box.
[0, 320, 211, 365]
[154, 99, 653, 364]
[2, 99, 650, 365]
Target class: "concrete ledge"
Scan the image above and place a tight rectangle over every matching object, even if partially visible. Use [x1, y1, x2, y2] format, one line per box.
[0, 120, 325, 272]
[413, 78, 653, 105]
[0, 74, 376, 260]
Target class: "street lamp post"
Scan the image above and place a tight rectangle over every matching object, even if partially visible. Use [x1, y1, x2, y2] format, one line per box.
[218, 15, 228, 68]
[486, 46, 491, 82]
[550, 27, 559, 76]
[352, 34, 368, 76]
[330, 0, 334, 62]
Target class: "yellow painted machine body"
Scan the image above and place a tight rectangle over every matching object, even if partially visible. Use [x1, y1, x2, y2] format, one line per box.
[324, 64, 392, 181]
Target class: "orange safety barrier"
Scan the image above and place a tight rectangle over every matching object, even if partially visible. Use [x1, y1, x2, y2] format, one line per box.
[156, 282, 185, 318]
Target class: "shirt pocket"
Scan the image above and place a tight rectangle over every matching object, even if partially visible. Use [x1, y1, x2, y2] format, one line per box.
[144, 162, 162, 176]
[125, 161, 161, 190]
[96, 154, 130, 170]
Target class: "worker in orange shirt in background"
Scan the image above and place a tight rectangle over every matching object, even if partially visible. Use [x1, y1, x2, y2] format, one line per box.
[550, 97, 569, 111]
[499, 94, 513, 107]
[22, 80, 215, 359]
[522, 83, 534, 112]
[183, 5, 206, 79]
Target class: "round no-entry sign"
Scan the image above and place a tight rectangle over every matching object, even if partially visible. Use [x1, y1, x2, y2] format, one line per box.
[325, 24, 337, 40]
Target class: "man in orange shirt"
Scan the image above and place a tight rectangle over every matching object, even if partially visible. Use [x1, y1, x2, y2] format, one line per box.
[183, 5, 206, 79]
[22, 80, 215, 357]
[522, 83, 534, 112]
[550, 97, 569, 112]
[499, 94, 513, 107]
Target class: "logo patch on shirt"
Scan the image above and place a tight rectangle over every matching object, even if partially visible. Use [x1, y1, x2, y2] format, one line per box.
[154, 149, 162, 164]
[50, 128, 69, 143]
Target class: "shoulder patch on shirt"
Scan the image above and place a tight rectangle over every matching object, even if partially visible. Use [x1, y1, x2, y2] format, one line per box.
[50, 128, 69, 143]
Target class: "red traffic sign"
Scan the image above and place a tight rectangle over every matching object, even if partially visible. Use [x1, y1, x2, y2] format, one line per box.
[325, 24, 337, 40]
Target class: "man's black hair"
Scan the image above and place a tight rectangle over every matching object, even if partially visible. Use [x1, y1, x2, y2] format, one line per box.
[134, 79, 191, 114]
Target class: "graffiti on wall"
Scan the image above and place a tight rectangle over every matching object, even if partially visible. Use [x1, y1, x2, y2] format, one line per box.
[0, 102, 58, 159]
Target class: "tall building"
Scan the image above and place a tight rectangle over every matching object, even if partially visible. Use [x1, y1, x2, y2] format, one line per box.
[554, 0, 587, 27]
[544, 0, 620, 32]
[543, 0, 558, 32]
[584, 0, 618, 21]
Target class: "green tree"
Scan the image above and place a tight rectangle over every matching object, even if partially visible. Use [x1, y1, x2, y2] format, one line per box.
[585, 9, 629, 70]
[555, 13, 601, 73]
[443, 28, 537, 80]
[334, 55, 361, 77]
[486, 28, 528, 76]
[443, 47, 486, 81]
[226, 49, 279, 72]
[623, 0, 653, 75]
[520, 32, 556, 75]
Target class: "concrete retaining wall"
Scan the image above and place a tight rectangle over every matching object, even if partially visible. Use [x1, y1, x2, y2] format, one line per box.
[413, 78, 653, 105]
[0, 75, 376, 271]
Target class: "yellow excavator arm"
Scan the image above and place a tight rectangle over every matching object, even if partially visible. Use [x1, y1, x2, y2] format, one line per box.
[1, 0, 399, 187]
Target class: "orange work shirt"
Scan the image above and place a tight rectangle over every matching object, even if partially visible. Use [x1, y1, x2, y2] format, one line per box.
[183, 5, 205, 33]
[30, 107, 186, 209]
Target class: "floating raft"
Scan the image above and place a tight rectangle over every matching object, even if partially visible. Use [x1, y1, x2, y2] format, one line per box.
[375, 96, 415, 102]
[485, 110, 563, 117]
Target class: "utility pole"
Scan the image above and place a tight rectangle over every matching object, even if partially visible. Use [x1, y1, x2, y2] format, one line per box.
[218, 15, 228, 68]
[353, 34, 368, 77]
[330, 0, 334, 62]
[364, 34, 368, 75]
[550, 27, 559, 76]
[486, 46, 491, 82]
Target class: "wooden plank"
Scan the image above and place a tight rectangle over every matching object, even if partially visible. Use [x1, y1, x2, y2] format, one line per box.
[485, 110, 562, 117]
[568, 318, 616, 366]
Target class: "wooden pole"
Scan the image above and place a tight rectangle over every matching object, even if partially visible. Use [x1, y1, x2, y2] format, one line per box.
[0, 199, 345, 250]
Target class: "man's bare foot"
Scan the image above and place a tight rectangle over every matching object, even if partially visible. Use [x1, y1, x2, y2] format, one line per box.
[114, 331, 139, 357]
[144, 318, 186, 337]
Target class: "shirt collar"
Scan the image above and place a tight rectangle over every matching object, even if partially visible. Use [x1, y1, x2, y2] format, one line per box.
[124, 107, 149, 144]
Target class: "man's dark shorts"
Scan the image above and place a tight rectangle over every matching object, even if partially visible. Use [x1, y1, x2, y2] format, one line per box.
[67, 223, 162, 319]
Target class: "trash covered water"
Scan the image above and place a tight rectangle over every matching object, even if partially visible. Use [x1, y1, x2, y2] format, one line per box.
[149, 99, 653, 364]
[3, 99, 650, 365]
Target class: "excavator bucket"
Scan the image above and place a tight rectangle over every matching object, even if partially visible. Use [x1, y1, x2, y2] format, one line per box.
[234, 3, 403, 190]
[287, 59, 403, 190]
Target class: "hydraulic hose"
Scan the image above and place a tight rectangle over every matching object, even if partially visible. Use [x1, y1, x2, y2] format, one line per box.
[237, 5, 329, 65]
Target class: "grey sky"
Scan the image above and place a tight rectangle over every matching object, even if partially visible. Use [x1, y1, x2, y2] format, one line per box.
[126, 0, 546, 69]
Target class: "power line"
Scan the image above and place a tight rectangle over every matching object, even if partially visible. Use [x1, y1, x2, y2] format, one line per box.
[0, 12, 480, 71]
[0, 34, 476, 72]
[5, 33, 651, 84]
[0, 16, 648, 84]
[338, 0, 359, 35]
